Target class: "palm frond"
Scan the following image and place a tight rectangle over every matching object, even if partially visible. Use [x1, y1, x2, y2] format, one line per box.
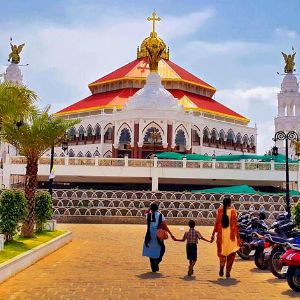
[1, 108, 80, 159]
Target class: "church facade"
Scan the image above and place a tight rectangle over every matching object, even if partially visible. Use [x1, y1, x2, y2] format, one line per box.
[54, 16, 257, 159]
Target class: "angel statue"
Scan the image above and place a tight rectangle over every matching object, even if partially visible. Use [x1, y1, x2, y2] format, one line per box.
[281, 50, 296, 73]
[8, 38, 25, 64]
[145, 33, 165, 73]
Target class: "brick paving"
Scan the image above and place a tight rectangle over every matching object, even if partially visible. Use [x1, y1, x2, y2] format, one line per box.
[0, 224, 298, 300]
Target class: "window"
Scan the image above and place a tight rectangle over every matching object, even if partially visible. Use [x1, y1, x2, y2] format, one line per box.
[203, 128, 210, 144]
[69, 127, 76, 142]
[175, 130, 186, 146]
[119, 128, 131, 144]
[104, 127, 113, 143]
[87, 126, 93, 141]
[78, 127, 85, 142]
[143, 127, 162, 144]
[95, 125, 101, 140]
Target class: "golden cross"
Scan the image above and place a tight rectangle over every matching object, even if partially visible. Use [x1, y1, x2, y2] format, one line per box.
[147, 12, 161, 33]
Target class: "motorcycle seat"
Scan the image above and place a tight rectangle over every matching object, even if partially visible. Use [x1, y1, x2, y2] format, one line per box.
[268, 236, 294, 244]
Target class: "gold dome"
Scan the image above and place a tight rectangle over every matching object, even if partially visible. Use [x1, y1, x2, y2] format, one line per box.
[137, 32, 169, 60]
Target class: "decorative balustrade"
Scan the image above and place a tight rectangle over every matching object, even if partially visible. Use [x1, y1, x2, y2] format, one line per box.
[99, 159, 124, 167]
[69, 158, 95, 166]
[128, 159, 153, 167]
[7, 156, 300, 172]
[245, 162, 272, 171]
[216, 162, 241, 169]
[157, 160, 183, 168]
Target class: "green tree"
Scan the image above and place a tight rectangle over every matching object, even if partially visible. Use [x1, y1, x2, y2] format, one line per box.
[292, 201, 300, 227]
[0, 81, 37, 124]
[34, 191, 53, 232]
[1, 109, 79, 236]
[0, 190, 27, 241]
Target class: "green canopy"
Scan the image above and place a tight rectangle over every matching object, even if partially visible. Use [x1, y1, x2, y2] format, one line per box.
[185, 154, 212, 161]
[192, 185, 257, 194]
[215, 155, 265, 161]
[192, 184, 300, 195]
[156, 152, 183, 160]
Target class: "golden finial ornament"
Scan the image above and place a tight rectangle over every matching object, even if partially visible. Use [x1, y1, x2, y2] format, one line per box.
[147, 12, 161, 34]
[281, 47, 296, 73]
[8, 37, 25, 64]
[137, 12, 169, 61]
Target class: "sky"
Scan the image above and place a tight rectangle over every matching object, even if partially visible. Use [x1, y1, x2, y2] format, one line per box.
[0, 0, 299, 154]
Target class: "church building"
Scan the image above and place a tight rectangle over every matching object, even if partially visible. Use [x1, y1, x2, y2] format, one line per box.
[49, 14, 257, 159]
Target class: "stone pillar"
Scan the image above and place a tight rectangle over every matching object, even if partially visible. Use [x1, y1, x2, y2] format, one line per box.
[183, 157, 187, 168]
[124, 155, 129, 167]
[100, 128, 105, 157]
[152, 176, 158, 192]
[133, 123, 139, 158]
[167, 124, 172, 152]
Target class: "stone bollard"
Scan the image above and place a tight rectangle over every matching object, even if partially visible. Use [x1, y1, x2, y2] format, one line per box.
[0, 234, 4, 250]
[44, 220, 57, 232]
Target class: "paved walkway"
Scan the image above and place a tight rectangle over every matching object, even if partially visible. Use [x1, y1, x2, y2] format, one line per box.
[0, 224, 298, 300]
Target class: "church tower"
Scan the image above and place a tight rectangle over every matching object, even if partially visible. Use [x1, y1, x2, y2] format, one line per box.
[274, 50, 300, 157]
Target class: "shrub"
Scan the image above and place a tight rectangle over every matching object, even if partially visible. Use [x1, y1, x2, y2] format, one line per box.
[34, 191, 53, 232]
[0, 190, 27, 241]
[292, 200, 300, 227]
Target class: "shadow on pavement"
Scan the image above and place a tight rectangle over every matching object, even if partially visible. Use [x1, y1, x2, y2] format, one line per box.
[208, 278, 240, 286]
[281, 290, 299, 298]
[264, 278, 286, 284]
[180, 275, 197, 281]
[249, 268, 269, 273]
[136, 272, 169, 279]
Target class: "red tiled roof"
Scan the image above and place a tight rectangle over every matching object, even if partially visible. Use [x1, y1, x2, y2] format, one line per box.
[169, 90, 248, 121]
[54, 88, 248, 122]
[88, 58, 215, 91]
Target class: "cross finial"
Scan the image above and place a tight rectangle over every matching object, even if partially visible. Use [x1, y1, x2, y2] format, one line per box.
[147, 12, 161, 34]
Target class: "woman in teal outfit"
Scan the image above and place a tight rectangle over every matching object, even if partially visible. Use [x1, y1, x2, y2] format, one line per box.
[143, 203, 173, 272]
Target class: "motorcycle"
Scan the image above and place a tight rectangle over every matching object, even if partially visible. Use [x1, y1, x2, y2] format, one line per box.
[264, 234, 300, 279]
[249, 213, 295, 270]
[281, 242, 300, 292]
[238, 210, 268, 260]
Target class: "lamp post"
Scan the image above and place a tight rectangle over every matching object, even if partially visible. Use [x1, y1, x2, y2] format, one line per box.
[272, 131, 299, 218]
[48, 134, 69, 197]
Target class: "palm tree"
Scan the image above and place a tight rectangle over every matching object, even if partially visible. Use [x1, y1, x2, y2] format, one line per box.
[1, 109, 80, 236]
[0, 81, 37, 124]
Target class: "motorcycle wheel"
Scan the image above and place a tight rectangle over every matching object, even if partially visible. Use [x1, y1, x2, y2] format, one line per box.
[269, 248, 286, 279]
[287, 266, 300, 292]
[254, 249, 268, 270]
[237, 243, 251, 260]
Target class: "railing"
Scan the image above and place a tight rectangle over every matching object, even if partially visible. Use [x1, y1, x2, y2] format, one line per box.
[99, 159, 124, 167]
[157, 160, 183, 168]
[128, 159, 153, 167]
[7, 156, 300, 172]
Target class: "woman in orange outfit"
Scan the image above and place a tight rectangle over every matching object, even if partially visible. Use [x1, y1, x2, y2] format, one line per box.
[211, 197, 240, 278]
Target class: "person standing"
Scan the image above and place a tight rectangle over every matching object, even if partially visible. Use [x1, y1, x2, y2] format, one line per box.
[172, 219, 211, 276]
[211, 197, 240, 278]
[143, 203, 173, 272]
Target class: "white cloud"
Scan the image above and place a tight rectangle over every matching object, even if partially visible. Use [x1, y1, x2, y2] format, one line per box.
[275, 27, 298, 40]
[217, 86, 279, 114]
[0, 10, 214, 112]
[257, 121, 275, 155]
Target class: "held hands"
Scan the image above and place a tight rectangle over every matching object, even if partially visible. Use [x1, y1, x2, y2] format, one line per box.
[210, 234, 215, 243]
[170, 233, 177, 241]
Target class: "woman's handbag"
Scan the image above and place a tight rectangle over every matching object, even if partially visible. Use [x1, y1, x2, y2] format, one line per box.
[156, 213, 168, 240]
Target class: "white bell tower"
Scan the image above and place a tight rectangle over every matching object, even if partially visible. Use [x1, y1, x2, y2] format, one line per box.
[274, 73, 300, 157]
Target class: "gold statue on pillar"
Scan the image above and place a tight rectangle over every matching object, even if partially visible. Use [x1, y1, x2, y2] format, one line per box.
[281, 48, 296, 73]
[8, 37, 25, 64]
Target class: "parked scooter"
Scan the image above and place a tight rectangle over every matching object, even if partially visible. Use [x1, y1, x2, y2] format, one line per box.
[281, 242, 300, 292]
[238, 210, 268, 260]
[249, 213, 295, 270]
[263, 233, 300, 279]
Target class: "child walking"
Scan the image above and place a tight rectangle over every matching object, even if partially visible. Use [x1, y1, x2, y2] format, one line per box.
[172, 220, 211, 276]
